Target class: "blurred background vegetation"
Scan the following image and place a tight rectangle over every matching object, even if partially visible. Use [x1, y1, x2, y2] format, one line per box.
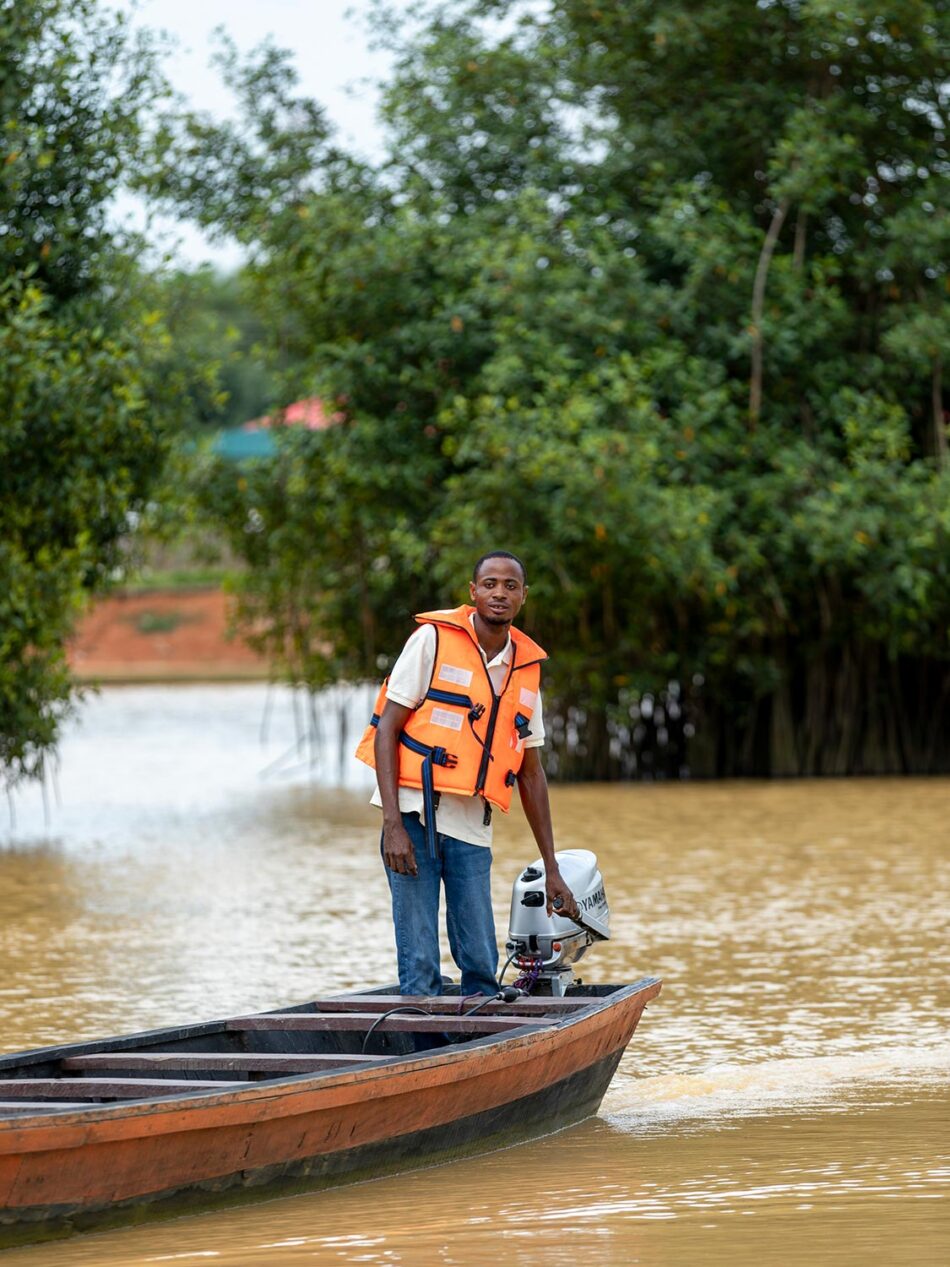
[2, 0, 948, 786]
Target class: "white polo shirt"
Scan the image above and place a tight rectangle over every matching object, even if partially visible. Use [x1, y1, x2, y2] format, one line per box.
[370, 617, 545, 847]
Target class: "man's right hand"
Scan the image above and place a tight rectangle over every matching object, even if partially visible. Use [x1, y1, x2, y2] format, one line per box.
[382, 819, 418, 876]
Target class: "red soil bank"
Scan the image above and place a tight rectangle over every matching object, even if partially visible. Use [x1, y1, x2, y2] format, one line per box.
[68, 589, 269, 682]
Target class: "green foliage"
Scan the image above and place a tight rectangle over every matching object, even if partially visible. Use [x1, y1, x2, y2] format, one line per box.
[132, 610, 192, 635]
[126, 566, 232, 592]
[0, 1, 184, 787]
[147, 267, 276, 430]
[141, 33, 339, 247]
[1, 0, 165, 301]
[162, 0, 950, 775]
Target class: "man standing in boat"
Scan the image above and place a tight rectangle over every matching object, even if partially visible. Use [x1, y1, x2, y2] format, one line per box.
[356, 551, 578, 996]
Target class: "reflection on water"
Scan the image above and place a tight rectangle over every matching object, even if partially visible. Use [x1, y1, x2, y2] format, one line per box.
[1, 1095, 946, 1267]
[1, 686, 948, 1265]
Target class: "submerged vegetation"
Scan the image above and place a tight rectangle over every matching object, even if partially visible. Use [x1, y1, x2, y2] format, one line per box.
[2, 0, 949, 782]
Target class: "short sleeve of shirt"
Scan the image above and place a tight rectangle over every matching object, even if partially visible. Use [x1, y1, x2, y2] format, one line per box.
[384, 624, 437, 709]
[523, 690, 545, 749]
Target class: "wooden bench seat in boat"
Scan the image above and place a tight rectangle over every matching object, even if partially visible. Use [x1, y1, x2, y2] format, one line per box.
[0, 1102, 91, 1113]
[62, 1052, 382, 1075]
[304, 996, 590, 1015]
[226, 1012, 559, 1034]
[0, 1078, 245, 1100]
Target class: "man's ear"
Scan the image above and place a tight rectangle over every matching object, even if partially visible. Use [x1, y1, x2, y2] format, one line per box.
[469, 579, 477, 602]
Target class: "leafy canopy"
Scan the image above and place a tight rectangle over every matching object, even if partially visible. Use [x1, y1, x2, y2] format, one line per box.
[161, 0, 950, 776]
[0, 1, 190, 786]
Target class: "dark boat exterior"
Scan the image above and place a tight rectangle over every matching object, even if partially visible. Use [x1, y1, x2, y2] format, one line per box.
[0, 978, 661, 1246]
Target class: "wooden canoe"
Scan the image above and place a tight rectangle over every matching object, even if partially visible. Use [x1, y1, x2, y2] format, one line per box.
[0, 978, 661, 1247]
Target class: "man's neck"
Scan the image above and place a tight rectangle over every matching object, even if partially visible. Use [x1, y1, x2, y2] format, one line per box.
[472, 612, 510, 659]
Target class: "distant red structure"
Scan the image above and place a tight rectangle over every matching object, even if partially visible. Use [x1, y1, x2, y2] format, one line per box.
[216, 398, 345, 460]
[244, 397, 342, 431]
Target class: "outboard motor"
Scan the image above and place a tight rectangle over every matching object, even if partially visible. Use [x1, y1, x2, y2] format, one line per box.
[505, 849, 609, 996]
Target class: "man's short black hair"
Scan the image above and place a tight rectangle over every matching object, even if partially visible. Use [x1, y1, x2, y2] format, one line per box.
[472, 550, 527, 585]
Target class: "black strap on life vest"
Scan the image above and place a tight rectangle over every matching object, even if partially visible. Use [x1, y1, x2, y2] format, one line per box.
[369, 713, 458, 860]
[400, 733, 458, 859]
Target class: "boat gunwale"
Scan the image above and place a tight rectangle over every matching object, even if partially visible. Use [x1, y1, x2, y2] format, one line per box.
[0, 977, 661, 1147]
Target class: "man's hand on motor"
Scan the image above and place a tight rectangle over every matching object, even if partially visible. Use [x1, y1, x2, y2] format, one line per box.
[546, 868, 578, 920]
[382, 820, 418, 876]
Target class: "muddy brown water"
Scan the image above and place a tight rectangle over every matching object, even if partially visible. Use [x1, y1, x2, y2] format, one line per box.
[1, 686, 948, 1265]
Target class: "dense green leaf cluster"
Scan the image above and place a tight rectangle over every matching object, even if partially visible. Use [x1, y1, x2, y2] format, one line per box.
[169, 0, 949, 775]
[0, 1, 186, 786]
[147, 268, 276, 432]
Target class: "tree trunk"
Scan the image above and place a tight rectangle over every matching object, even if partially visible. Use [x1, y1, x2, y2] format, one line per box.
[793, 209, 807, 270]
[933, 353, 946, 467]
[749, 197, 791, 428]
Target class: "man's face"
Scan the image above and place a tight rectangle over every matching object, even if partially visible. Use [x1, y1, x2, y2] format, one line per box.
[469, 557, 527, 627]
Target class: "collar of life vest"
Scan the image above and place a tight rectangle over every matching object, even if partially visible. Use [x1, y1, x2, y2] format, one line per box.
[413, 605, 548, 668]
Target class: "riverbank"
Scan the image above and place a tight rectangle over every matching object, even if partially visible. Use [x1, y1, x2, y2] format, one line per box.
[68, 588, 269, 682]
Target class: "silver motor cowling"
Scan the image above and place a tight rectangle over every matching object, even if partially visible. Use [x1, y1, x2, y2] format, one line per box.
[505, 849, 609, 995]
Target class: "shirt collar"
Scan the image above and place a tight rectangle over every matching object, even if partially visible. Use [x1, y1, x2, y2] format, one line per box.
[468, 613, 512, 668]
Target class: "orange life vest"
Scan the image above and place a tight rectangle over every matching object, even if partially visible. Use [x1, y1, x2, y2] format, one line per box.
[355, 606, 547, 850]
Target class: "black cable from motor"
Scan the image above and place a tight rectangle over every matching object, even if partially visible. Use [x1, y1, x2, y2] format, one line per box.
[361, 982, 526, 1051]
[456, 991, 484, 1015]
[496, 950, 518, 986]
[462, 983, 525, 1018]
[462, 995, 497, 1019]
[360, 1006, 434, 1055]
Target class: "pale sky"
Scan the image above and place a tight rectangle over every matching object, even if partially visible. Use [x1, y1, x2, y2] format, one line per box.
[113, 0, 413, 267]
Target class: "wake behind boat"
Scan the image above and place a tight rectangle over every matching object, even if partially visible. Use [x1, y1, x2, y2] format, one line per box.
[0, 852, 661, 1246]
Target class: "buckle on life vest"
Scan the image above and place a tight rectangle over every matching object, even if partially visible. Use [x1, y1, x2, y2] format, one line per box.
[468, 702, 485, 723]
[514, 712, 532, 740]
[505, 769, 517, 788]
[431, 747, 458, 769]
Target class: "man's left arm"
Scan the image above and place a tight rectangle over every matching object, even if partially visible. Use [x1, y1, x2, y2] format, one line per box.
[517, 746, 579, 919]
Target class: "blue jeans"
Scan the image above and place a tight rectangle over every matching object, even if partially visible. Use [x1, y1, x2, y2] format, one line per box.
[382, 812, 499, 997]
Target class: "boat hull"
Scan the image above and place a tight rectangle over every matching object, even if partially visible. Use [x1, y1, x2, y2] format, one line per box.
[0, 978, 660, 1245]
